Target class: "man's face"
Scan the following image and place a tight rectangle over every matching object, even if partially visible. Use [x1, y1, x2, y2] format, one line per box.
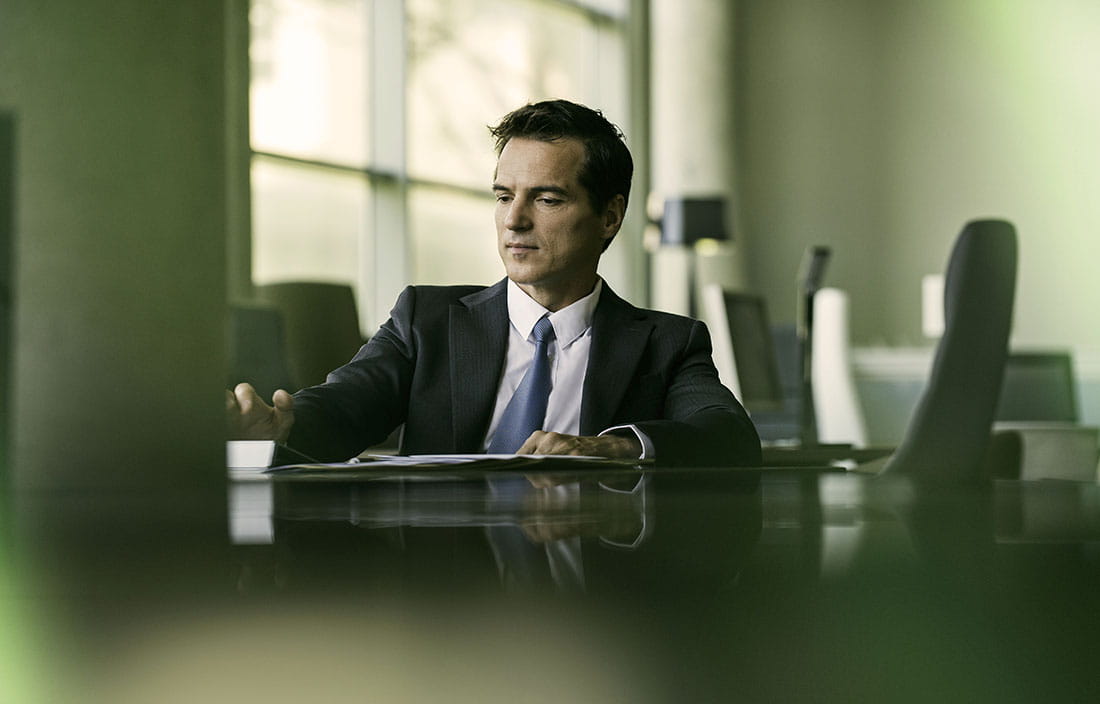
[493, 137, 623, 310]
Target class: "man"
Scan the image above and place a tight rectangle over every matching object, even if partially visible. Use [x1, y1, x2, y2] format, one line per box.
[228, 99, 760, 467]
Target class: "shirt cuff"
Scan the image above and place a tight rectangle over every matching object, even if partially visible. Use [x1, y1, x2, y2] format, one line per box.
[598, 424, 655, 460]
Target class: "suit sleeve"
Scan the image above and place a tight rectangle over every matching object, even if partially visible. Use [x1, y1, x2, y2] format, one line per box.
[631, 319, 762, 467]
[285, 287, 419, 462]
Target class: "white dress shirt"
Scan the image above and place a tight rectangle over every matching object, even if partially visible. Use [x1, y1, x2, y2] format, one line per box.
[481, 280, 651, 590]
[482, 278, 653, 457]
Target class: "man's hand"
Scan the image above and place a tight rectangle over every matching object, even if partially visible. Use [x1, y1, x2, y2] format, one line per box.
[516, 430, 641, 459]
[226, 382, 295, 442]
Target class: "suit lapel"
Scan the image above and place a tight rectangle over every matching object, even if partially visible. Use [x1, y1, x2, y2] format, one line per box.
[580, 285, 653, 435]
[450, 280, 509, 451]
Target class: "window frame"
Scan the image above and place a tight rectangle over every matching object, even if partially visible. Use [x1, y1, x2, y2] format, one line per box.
[237, 0, 649, 333]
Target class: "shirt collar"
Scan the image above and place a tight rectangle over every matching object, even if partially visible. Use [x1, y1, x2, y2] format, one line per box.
[506, 278, 602, 348]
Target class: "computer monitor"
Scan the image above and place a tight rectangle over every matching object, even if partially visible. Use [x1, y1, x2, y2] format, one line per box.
[995, 352, 1078, 423]
[702, 286, 784, 414]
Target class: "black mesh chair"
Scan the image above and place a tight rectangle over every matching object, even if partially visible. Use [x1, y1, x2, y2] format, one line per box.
[878, 219, 1018, 480]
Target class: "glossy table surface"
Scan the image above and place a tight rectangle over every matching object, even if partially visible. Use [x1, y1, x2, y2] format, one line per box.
[5, 464, 1100, 703]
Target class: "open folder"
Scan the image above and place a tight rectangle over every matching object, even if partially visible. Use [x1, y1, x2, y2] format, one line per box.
[227, 441, 649, 478]
[268, 454, 651, 477]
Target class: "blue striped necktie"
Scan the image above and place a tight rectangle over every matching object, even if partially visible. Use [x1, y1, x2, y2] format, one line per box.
[488, 315, 556, 453]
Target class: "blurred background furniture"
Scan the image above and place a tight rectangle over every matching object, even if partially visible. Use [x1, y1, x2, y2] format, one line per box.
[254, 282, 364, 391]
[996, 351, 1079, 423]
[878, 219, 1018, 479]
[796, 246, 831, 446]
[811, 287, 869, 448]
[702, 286, 783, 416]
[753, 323, 804, 444]
[654, 196, 730, 317]
[703, 284, 885, 466]
[227, 302, 295, 401]
[990, 350, 1099, 481]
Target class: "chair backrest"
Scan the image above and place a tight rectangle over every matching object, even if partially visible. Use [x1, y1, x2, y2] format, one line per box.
[228, 303, 295, 400]
[253, 282, 364, 390]
[811, 288, 868, 447]
[701, 285, 784, 414]
[745, 323, 804, 443]
[883, 219, 1018, 480]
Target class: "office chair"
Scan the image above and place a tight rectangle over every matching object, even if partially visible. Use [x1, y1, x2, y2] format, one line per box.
[754, 323, 804, 443]
[877, 219, 1018, 480]
[811, 287, 869, 448]
[700, 285, 784, 415]
[227, 303, 296, 401]
[989, 351, 1099, 481]
[253, 282, 365, 390]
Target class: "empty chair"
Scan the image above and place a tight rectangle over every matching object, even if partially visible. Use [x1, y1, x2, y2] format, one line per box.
[700, 285, 784, 415]
[876, 219, 1018, 480]
[227, 303, 295, 401]
[991, 351, 1099, 481]
[811, 287, 868, 448]
[253, 282, 364, 390]
[755, 323, 805, 443]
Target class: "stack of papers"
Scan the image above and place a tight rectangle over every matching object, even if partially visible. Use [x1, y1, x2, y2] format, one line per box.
[226, 441, 650, 480]
[266, 453, 648, 478]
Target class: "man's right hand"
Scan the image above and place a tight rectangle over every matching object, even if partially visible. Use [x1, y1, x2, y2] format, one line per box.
[226, 382, 295, 442]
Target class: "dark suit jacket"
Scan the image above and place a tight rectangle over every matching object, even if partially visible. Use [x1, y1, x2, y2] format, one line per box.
[287, 279, 761, 466]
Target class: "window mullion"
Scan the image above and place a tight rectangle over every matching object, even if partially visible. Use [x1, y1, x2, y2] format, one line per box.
[366, 0, 409, 333]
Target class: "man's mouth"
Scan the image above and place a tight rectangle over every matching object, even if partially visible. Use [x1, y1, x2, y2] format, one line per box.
[505, 242, 538, 251]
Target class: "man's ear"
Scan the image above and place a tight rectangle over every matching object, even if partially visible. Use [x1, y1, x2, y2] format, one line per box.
[602, 194, 626, 241]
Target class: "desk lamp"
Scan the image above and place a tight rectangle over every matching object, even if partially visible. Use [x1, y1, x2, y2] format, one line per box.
[659, 197, 729, 317]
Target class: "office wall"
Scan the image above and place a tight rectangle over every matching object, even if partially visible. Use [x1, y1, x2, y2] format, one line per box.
[734, 0, 1100, 353]
[0, 1, 227, 491]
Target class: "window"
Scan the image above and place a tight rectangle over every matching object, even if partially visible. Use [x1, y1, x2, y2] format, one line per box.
[249, 0, 639, 332]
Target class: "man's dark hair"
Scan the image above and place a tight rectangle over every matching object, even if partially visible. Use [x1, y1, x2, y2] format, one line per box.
[489, 99, 633, 221]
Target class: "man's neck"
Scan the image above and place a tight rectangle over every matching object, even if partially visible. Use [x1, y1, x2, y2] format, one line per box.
[514, 276, 599, 312]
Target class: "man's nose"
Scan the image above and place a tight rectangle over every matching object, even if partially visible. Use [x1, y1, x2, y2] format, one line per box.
[503, 199, 532, 231]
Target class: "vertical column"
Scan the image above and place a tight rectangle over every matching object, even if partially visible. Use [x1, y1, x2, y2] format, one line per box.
[649, 0, 746, 315]
[0, 1, 228, 491]
[368, 0, 408, 332]
[0, 5, 236, 699]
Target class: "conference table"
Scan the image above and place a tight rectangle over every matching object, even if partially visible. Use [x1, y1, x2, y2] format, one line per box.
[6, 459, 1099, 702]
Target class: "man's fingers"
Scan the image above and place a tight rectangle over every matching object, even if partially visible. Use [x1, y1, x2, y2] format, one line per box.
[516, 431, 639, 459]
[271, 388, 295, 411]
[517, 431, 575, 456]
[271, 390, 296, 442]
[516, 430, 552, 455]
[227, 381, 294, 441]
[233, 382, 261, 415]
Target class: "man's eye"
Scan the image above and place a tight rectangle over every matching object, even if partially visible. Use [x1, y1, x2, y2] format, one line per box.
[538, 197, 562, 206]
[495, 194, 512, 203]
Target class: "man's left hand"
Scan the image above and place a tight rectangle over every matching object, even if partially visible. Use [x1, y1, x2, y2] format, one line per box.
[516, 430, 641, 459]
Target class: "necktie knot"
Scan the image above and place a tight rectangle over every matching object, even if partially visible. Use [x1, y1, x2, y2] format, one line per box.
[532, 316, 555, 345]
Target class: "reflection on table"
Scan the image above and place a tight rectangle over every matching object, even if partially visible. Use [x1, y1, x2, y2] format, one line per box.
[7, 463, 1100, 702]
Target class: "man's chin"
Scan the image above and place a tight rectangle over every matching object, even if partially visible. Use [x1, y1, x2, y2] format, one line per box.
[502, 263, 542, 286]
